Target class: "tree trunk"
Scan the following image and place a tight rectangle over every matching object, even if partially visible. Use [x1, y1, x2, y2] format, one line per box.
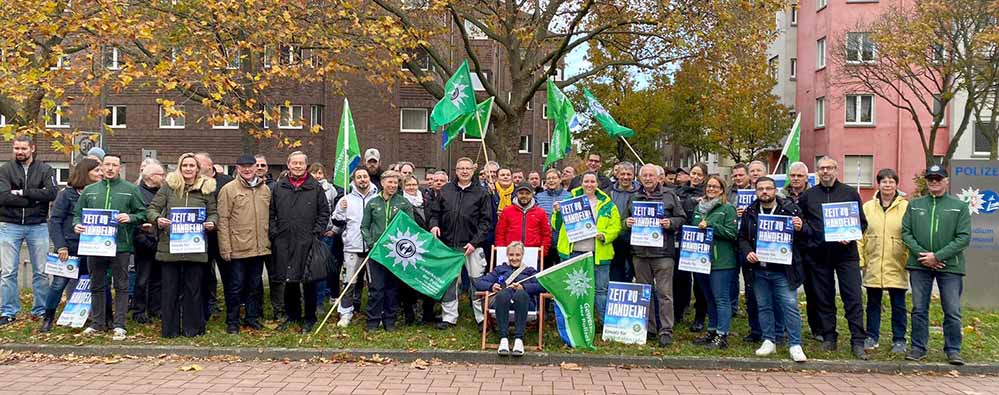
[487, 112, 522, 166]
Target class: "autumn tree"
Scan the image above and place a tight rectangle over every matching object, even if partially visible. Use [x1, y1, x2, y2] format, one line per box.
[832, 0, 999, 168]
[366, 0, 787, 164]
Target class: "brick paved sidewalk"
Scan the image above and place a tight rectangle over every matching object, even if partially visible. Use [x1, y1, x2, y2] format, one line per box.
[0, 359, 994, 395]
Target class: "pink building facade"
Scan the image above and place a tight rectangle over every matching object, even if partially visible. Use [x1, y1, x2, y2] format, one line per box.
[790, 0, 949, 199]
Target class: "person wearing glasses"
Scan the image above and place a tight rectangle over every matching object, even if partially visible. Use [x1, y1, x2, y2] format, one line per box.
[688, 175, 738, 350]
[569, 152, 612, 191]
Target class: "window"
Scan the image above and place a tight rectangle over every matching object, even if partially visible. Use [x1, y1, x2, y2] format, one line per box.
[768, 56, 779, 80]
[159, 105, 185, 128]
[932, 95, 947, 126]
[845, 94, 874, 125]
[400, 108, 428, 133]
[815, 97, 825, 128]
[104, 47, 122, 70]
[974, 120, 996, 154]
[262, 105, 271, 128]
[790, 58, 797, 79]
[541, 142, 550, 157]
[211, 113, 239, 129]
[470, 70, 491, 91]
[279, 45, 301, 65]
[846, 32, 876, 63]
[542, 103, 549, 120]
[225, 47, 240, 70]
[817, 0, 827, 10]
[50, 54, 70, 70]
[45, 106, 70, 128]
[401, 48, 431, 71]
[105, 105, 126, 128]
[931, 44, 946, 64]
[51, 163, 70, 186]
[401, 0, 428, 9]
[262, 46, 273, 68]
[279, 105, 303, 129]
[304, 48, 322, 68]
[464, 20, 487, 40]
[816, 38, 826, 69]
[790, 4, 798, 25]
[0, 114, 5, 126]
[310, 105, 324, 129]
[519, 135, 531, 153]
[508, 92, 531, 111]
[843, 155, 874, 188]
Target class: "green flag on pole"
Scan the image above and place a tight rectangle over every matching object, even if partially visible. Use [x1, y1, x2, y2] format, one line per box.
[368, 212, 466, 300]
[430, 60, 477, 131]
[779, 112, 801, 170]
[332, 98, 360, 191]
[544, 79, 576, 169]
[536, 252, 597, 350]
[442, 96, 493, 149]
[582, 88, 634, 138]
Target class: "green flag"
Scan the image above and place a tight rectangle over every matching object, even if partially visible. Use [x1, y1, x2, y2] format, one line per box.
[544, 79, 576, 169]
[430, 60, 477, 131]
[368, 212, 466, 300]
[780, 113, 801, 170]
[442, 96, 493, 149]
[332, 98, 361, 191]
[582, 88, 634, 138]
[535, 252, 596, 350]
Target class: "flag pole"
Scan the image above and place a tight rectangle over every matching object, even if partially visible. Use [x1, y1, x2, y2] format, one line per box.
[619, 137, 645, 166]
[314, 254, 372, 335]
[474, 109, 494, 185]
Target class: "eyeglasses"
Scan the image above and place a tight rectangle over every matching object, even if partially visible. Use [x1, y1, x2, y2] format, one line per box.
[256, 164, 267, 168]
[926, 177, 945, 183]
[705, 184, 723, 190]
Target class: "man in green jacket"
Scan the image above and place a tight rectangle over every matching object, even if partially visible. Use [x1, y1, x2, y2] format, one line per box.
[362, 170, 413, 332]
[901, 165, 971, 365]
[72, 154, 148, 340]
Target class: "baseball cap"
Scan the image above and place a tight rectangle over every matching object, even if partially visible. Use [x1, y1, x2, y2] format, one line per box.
[514, 182, 534, 194]
[924, 164, 948, 179]
[365, 148, 380, 162]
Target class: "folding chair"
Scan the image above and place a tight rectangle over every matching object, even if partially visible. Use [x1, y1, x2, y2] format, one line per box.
[478, 246, 552, 351]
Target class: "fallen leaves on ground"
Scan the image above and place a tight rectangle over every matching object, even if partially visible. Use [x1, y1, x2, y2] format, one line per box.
[178, 364, 203, 372]
[560, 362, 582, 371]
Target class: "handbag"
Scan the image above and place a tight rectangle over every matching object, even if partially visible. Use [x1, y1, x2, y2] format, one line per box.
[304, 237, 331, 282]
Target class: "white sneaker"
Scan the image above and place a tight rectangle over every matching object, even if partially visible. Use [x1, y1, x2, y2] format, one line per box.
[81, 327, 99, 336]
[336, 314, 352, 328]
[512, 338, 525, 356]
[755, 340, 776, 356]
[112, 328, 127, 341]
[497, 338, 510, 356]
[789, 345, 807, 363]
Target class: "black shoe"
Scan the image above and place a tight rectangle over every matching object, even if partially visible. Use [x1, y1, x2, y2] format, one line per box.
[743, 333, 762, 343]
[133, 313, 151, 324]
[812, 334, 825, 342]
[0, 316, 15, 327]
[946, 352, 965, 366]
[658, 333, 673, 347]
[277, 320, 294, 331]
[706, 334, 728, 350]
[383, 322, 395, 332]
[243, 320, 264, 330]
[302, 321, 316, 334]
[366, 323, 379, 331]
[226, 324, 240, 334]
[821, 339, 837, 352]
[690, 321, 705, 332]
[693, 331, 717, 346]
[435, 321, 456, 330]
[40, 310, 55, 333]
[852, 344, 869, 360]
[905, 349, 927, 362]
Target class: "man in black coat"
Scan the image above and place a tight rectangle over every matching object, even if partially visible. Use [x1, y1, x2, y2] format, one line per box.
[797, 156, 869, 359]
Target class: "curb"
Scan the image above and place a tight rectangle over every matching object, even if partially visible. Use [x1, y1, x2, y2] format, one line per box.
[2, 343, 996, 375]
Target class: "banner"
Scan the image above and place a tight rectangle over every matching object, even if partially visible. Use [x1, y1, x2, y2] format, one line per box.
[368, 212, 466, 300]
[736, 189, 757, 211]
[57, 274, 91, 328]
[601, 281, 651, 345]
[560, 196, 598, 243]
[78, 208, 118, 257]
[536, 253, 596, 350]
[678, 225, 712, 274]
[756, 214, 794, 265]
[822, 202, 862, 242]
[630, 201, 664, 247]
[169, 207, 207, 254]
[44, 253, 80, 279]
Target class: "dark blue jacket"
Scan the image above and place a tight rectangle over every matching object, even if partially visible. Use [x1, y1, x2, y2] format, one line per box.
[475, 264, 544, 310]
[48, 188, 80, 254]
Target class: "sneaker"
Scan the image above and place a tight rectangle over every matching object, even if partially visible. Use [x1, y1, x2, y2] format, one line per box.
[435, 321, 456, 330]
[658, 333, 673, 348]
[81, 327, 99, 336]
[755, 340, 776, 356]
[905, 349, 927, 362]
[112, 328, 127, 341]
[512, 339, 525, 356]
[946, 352, 965, 366]
[706, 334, 728, 350]
[789, 345, 808, 363]
[693, 331, 717, 346]
[336, 314, 352, 328]
[863, 337, 879, 351]
[0, 316, 14, 327]
[497, 338, 510, 356]
[852, 344, 869, 360]
[890, 341, 906, 355]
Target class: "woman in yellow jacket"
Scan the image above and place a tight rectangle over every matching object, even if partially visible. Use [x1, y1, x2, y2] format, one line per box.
[857, 168, 909, 355]
[553, 172, 622, 321]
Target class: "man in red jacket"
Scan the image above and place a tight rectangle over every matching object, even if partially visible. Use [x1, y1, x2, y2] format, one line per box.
[495, 183, 551, 254]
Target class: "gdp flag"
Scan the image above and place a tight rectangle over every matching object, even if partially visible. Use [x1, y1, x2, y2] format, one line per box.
[583, 88, 634, 138]
[368, 212, 466, 300]
[430, 60, 477, 131]
[535, 252, 596, 350]
[332, 98, 361, 191]
[442, 96, 493, 149]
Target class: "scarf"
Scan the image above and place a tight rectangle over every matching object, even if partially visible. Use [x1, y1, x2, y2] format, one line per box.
[289, 174, 307, 188]
[495, 182, 514, 211]
[404, 190, 424, 208]
[696, 197, 721, 217]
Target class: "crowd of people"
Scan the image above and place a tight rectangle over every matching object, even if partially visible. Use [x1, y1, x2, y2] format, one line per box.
[0, 135, 971, 364]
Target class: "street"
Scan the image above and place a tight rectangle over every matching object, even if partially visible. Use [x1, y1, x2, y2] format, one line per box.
[0, 355, 993, 394]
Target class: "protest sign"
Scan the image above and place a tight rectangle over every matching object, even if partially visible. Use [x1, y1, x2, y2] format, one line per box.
[170, 207, 207, 254]
[736, 189, 757, 211]
[44, 253, 80, 279]
[601, 281, 652, 345]
[78, 209, 118, 257]
[57, 275, 91, 328]
[560, 196, 598, 243]
[756, 214, 794, 265]
[678, 225, 712, 274]
[630, 201, 664, 247]
[822, 202, 862, 242]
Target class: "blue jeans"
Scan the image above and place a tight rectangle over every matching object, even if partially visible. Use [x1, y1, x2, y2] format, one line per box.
[224, 256, 265, 326]
[696, 268, 736, 335]
[569, 251, 610, 321]
[866, 287, 907, 344]
[753, 269, 803, 346]
[910, 270, 963, 354]
[0, 223, 50, 317]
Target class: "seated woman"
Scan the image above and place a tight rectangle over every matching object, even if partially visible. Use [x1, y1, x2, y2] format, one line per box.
[475, 241, 544, 356]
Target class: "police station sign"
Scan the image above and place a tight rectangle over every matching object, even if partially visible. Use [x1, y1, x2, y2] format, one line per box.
[951, 160, 999, 308]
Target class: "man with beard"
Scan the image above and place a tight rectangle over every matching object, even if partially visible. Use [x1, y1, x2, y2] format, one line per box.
[0, 135, 57, 325]
[331, 167, 378, 327]
[364, 148, 383, 189]
[495, 183, 551, 252]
